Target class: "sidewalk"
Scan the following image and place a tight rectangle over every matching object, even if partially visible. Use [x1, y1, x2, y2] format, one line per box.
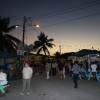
[0, 76, 100, 100]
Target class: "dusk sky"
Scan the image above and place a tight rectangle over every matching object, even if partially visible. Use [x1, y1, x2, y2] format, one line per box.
[0, 0, 100, 55]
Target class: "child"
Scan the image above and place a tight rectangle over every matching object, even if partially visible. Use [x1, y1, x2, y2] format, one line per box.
[0, 69, 8, 94]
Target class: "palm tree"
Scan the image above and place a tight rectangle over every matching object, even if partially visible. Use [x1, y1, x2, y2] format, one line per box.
[0, 16, 21, 53]
[33, 32, 55, 55]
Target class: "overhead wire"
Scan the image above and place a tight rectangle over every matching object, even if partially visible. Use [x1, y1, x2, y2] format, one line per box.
[10, 0, 100, 31]
[35, 0, 100, 20]
[44, 12, 100, 28]
[31, 0, 100, 28]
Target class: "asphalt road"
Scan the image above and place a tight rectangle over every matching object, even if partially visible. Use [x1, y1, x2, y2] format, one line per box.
[0, 75, 100, 100]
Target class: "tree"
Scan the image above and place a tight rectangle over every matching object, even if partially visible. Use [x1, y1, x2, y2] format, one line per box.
[0, 16, 21, 53]
[33, 32, 55, 55]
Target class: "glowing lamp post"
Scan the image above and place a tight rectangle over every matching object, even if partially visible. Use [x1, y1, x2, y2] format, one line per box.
[16, 16, 40, 56]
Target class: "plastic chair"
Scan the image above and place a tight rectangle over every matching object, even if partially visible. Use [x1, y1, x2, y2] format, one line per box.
[0, 80, 9, 95]
[0, 84, 5, 94]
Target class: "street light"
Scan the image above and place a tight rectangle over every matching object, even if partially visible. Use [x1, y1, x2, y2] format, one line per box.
[15, 17, 40, 72]
[15, 17, 40, 48]
[15, 25, 19, 28]
[34, 24, 40, 28]
[22, 16, 40, 47]
[16, 19, 40, 55]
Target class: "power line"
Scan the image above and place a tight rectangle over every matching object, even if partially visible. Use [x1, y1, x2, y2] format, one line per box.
[10, 0, 100, 28]
[35, 0, 100, 20]
[44, 12, 100, 28]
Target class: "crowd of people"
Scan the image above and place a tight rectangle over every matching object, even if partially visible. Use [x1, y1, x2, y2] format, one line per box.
[0, 55, 100, 96]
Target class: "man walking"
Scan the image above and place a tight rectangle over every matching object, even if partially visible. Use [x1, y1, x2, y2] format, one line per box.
[72, 61, 80, 88]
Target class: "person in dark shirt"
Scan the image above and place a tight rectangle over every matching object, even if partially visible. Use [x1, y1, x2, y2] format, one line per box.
[58, 59, 65, 80]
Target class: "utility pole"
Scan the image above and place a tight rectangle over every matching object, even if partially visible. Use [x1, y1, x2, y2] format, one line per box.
[17, 16, 27, 56]
[17, 16, 27, 69]
[22, 16, 27, 47]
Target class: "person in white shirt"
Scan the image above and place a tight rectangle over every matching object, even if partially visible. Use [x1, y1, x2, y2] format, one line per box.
[21, 63, 33, 95]
[90, 62, 97, 79]
[0, 69, 8, 86]
[0, 69, 8, 94]
[45, 59, 51, 80]
[91, 62, 97, 72]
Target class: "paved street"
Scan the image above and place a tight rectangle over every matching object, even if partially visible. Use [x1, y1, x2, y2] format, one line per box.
[0, 76, 100, 100]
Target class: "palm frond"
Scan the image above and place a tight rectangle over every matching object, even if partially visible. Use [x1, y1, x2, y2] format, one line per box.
[4, 34, 21, 43]
[0, 16, 21, 53]
[37, 47, 43, 54]
[33, 32, 55, 55]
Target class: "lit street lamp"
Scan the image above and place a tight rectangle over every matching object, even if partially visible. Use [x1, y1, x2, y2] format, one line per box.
[16, 16, 40, 55]
[34, 24, 40, 28]
[22, 16, 40, 47]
